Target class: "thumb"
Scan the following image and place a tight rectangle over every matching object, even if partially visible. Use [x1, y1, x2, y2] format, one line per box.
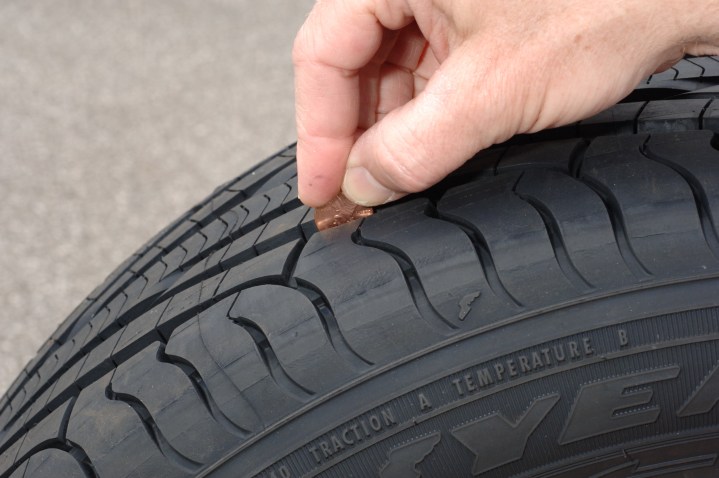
[342, 48, 518, 206]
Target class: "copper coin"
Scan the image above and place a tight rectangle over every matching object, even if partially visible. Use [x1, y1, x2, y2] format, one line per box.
[314, 193, 374, 231]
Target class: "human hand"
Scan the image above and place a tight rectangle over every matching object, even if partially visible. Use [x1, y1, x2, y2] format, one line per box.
[293, 0, 719, 207]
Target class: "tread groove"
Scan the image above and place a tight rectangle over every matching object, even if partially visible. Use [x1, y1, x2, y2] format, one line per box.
[352, 229, 458, 332]
[632, 101, 650, 134]
[513, 182, 594, 292]
[107, 382, 203, 473]
[428, 203, 524, 308]
[569, 139, 590, 178]
[685, 57, 706, 77]
[157, 346, 250, 438]
[640, 135, 719, 259]
[294, 281, 374, 370]
[576, 158, 653, 280]
[228, 316, 314, 401]
[64, 441, 99, 478]
[699, 98, 714, 130]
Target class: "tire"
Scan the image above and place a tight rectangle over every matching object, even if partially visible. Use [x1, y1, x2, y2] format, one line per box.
[2, 57, 719, 478]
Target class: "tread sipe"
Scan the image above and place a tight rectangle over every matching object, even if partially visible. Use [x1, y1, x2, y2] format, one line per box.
[2, 57, 719, 477]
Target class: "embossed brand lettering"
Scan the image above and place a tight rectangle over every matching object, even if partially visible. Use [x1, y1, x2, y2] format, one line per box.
[307, 408, 398, 464]
[452, 338, 594, 396]
[618, 329, 629, 347]
[559, 366, 680, 444]
[678, 361, 719, 417]
[418, 393, 433, 411]
[266, 466, 291, 478]
[380, 433, 442, 478]
[451, 394, 560, 475]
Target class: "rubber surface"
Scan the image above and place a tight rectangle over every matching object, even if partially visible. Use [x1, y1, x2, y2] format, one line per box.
[1, 57, 719, 477]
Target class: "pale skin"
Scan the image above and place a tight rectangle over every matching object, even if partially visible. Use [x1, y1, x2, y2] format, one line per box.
[293, 0, 719, 208]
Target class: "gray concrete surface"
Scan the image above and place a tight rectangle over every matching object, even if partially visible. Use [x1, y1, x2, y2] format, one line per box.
[0, 0, 315, 394]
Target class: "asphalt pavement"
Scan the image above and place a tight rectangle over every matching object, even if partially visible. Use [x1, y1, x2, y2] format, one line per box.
[0, 0, 315, 393]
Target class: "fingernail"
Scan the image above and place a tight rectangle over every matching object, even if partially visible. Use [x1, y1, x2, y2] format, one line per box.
[343, 167, 398, 206]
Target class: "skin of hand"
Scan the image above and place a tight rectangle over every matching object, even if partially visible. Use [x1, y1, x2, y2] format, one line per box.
[293, 0, 719, 208]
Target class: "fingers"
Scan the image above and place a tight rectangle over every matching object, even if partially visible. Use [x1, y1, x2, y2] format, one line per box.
[342, 45, 515, 206]
[293, 0, 414, 207]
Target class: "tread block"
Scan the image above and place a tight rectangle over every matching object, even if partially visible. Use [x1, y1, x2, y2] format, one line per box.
[47, 358, 85, 406]
[50, 298, 94, 343]
[360, 199, 510, 324]
[111, 343, 237, 465]
[16, 378, 38, 412]
[261, 184, 292, 222]
[687, 57, 719, 77]
[581, 134, 717, 276]
[649, 67, 677, 83]
[219, 225, 264, 271]
[80, 308, 112, 347]
[156, 282, 204, 335]
[166, 295, 300, 429]
[704, 102, 719, 132]
[172, 244, 229, 292]
[113, 300, 169, 363]
[156, 220, 198, 252]
[579, 102, 645, 137]
[161, 247, 189, 282]
[61, 289, 113, 342]
[195, 218, 229, 261]
[515, 170, 635, 288]
[0, 406, 11, 433]
[3, 372, 28, 411]
[6, 460, 26, 478]
[234, 195, 269, 235]
[255, 164, 297, 196]
[7, 389, 26, 427]
[497, 138, 582, 173]
[23, 449, 86, 478]
[294, 224, 440, 364]
[255, 206, 311, 254]
[49, 325, 91, 380]
[218, 203, 250, 237]
[643, 130, 719, 242]
[128, 246, 164, 275]
[136, 261, 168, 302]
[188, 191, 236, 227]
[0, 406, 29, 458]
[17, 399, 71, 459]
[215, 240, 298, 297]
[673, 58, 706, 79]
[178, 234, 206, 271]
[439, 174, 580, 307]
[460, 147, 505, 176]
[282, 179, 301, 212]
[229, 285, 355, 393]
[23, 386, 53, 432]
[101, 293, 127, 339]
[0, 436, 24, 478]
[199, 272, 226, 304]
[75, 332, 121, 389]
[637, 99, 711, 132]
[67, 374, 190, 478]
[116, 275, 149, 321]
[226, 156, 294, 195]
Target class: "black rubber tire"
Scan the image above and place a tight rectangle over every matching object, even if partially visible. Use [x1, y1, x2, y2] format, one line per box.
[2, 56, 719, 478]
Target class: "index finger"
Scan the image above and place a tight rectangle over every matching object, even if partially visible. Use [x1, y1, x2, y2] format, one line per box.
[293, 0, 414, 207]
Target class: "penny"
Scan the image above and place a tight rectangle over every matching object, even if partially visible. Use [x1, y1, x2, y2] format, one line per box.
[314, 193, 374, 230]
